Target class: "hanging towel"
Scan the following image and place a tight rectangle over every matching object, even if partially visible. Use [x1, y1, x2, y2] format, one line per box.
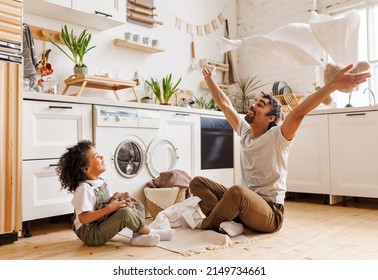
[22, 23, 39, 92]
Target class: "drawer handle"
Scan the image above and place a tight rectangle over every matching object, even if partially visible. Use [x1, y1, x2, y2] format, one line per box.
[95, 11, 112, 18]
[175, 113, 190, 116]
[48, 106, 73, 109]
[346, 113, 366, 116]
[49, 164, 58, 167]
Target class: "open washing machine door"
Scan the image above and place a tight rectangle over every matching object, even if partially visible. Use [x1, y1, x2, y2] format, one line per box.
[146, 136, 179, 177]
[113, 135, 146, 178]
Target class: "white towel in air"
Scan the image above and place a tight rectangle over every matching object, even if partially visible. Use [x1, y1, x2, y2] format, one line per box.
[217, 10, 360, 67]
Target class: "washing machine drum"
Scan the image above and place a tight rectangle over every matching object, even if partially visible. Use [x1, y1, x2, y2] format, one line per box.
[114, 135, 178, 178]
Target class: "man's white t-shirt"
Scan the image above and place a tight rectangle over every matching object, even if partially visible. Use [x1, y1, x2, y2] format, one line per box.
[237, 120, 292, 204]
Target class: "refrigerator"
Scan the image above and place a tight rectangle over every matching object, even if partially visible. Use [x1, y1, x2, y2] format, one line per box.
[0, 0, 23, 245]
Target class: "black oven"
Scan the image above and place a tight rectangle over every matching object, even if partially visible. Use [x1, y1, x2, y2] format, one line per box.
[201, 116, 234, 169]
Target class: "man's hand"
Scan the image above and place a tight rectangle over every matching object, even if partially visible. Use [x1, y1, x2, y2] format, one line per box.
[329, 64, 371, 93]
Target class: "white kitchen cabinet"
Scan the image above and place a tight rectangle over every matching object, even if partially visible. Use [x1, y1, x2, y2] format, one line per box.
[24, 0, 125, 30]
[23, 100, 92, 160]
[287, 114, 331, 195]
[160, 111, 200, 177]
[72, 0, 123, 21]
[329, 110, 378, 198]
[22, 159, 73, 222]
[22, 100, 92, 225]
[43, 0, 71, 8]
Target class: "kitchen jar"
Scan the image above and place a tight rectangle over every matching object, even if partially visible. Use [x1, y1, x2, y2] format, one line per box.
[42, 78, 58, 94]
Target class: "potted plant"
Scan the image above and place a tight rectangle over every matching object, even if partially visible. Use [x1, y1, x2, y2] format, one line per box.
[50, 25, 96, 75]
[146, 74, 182, 105]
[227, 75, 266, 113]
[161, 74, 182, 105]
[145, 77, 161, 104]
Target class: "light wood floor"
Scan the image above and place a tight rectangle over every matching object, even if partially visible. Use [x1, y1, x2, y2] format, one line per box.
[1, 195, 378, 260]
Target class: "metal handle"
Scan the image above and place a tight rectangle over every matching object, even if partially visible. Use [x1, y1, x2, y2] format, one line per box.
[95, 11, 112, 18]
[175, 113, 190, 116]
[49, 164, 58, 167]
[48, 106, 73, 109]
[346, 113, 366, 116]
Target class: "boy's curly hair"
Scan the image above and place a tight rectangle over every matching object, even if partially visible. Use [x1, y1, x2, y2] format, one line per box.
[56, 140, 94, 193]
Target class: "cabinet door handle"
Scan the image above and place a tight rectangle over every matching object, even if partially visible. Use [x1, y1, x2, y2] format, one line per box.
[346, 113, 366, 116]
[95, 11, 112, 18]
[48, 106, 73, 109]
[49, 164, 58, 167]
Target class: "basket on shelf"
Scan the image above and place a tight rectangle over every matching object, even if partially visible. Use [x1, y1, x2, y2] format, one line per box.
[144, 187, 186, 219]
[275, 93, 304, 113]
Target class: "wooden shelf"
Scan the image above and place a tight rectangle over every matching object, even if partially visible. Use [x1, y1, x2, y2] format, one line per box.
[114, 39, 165, 54]
[200, 58, 229, 72]
[200, 81, 229, 91]
[62, 74, 139, 101]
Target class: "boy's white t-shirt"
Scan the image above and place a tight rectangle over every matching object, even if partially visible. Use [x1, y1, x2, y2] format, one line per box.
[71, 178, 113, 230]
[237, 119, 292, 205]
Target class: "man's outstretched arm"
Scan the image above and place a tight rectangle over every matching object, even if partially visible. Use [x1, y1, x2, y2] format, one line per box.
[281, 64, 371, 141]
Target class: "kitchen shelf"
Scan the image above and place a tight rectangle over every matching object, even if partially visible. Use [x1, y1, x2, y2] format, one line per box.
[200, 58, 229, 72]
[200, 81, 229, 91]
[114, 39, 165, 54]
[62, 74, 140, 101]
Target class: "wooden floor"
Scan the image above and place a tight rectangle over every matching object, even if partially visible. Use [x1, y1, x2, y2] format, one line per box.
[1, 195, 378, 260]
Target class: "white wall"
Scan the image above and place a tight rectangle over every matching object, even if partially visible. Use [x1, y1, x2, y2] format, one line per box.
[24, 0, 237, 102]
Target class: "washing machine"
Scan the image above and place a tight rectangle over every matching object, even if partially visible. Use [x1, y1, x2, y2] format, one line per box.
[93, 105, 179, 205]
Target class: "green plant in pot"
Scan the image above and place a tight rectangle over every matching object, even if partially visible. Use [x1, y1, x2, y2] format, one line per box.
[145, 78, 161, 104]
[146, 74, 182, 105]
[50, 25, 96, 75]
[228, 75, 266, 113]
[161, 74, 182, 105]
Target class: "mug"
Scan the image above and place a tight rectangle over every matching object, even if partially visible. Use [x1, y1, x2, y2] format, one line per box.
[142, 36, 150, 45]
[152, 39, 159, 47]
[133, 34, 140, 43]
[124, 32, 132, 41]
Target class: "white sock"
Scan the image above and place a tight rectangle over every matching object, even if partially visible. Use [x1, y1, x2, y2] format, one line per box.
[150, 228, 175, 241]
[130, 233, 160, 246]
[219, 221, 244, 237]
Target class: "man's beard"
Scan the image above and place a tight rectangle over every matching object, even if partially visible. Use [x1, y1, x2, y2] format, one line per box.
[245, 114, 254, 124]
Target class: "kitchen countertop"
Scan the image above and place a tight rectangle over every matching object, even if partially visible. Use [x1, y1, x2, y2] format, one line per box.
[23, 92, 225, 117]
[23, 92, 378, 116]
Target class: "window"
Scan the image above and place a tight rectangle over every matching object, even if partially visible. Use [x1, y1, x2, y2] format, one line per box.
[329, 1, 377, 107]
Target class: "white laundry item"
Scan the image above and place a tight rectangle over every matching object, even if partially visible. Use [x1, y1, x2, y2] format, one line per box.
[216, 10, 361, 67]
[217, 26, 324, 66]
[149, 196, 206, 230]
[310, 10, 360, 65]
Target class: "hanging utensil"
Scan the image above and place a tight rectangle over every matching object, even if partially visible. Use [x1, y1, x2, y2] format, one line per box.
[189, 35, 199, 70]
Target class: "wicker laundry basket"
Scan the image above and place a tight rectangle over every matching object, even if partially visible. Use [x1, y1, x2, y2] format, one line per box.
[144, 187, 186, 219]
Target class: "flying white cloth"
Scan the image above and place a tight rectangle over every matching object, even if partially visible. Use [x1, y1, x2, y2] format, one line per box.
[217, 11, 360, 67]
